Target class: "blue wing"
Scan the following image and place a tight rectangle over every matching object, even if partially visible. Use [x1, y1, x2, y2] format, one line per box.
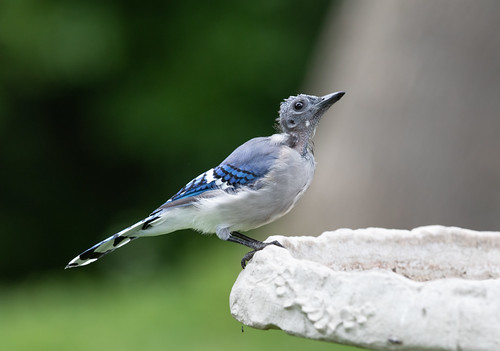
[169, 163, 258, 201]
[156, 136, 282, 209]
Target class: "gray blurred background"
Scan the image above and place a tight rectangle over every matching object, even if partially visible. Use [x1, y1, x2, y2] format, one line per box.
[272, 0, 500, 237]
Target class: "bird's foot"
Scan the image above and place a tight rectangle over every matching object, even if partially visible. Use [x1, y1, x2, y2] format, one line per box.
[227, 231, 285, 269]
[240, 240, 284, 269]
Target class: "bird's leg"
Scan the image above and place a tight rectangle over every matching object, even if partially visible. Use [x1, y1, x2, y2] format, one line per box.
[227, 231, 284, 269]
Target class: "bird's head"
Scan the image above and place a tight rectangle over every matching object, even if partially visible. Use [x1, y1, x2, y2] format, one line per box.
[278, 91, 345, 135]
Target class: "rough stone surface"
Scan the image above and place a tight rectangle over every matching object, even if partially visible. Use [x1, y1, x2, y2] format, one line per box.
[230, 226, 500, 351]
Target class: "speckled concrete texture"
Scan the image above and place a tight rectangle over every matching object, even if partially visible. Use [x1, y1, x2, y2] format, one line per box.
[230, 226, 500, 351]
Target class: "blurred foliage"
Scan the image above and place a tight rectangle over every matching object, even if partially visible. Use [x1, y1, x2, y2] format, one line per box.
[0, 0, 335, 280]
[0, 2, 360, 350]
[0, 246, 363, 351]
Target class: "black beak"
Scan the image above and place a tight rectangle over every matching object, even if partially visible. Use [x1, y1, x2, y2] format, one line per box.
[319, 91, 345, 108]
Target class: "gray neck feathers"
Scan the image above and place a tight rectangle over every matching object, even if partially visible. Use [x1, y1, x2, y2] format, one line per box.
[285, 129, 315, 157]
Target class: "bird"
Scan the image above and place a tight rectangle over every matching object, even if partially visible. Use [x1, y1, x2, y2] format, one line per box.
[66, 91, 345, 269]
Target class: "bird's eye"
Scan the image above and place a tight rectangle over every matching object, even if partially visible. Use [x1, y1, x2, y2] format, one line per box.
[294, 101, 304, 111]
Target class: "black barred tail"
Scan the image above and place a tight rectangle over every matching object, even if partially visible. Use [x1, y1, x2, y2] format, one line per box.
[65, 221, 143, 269]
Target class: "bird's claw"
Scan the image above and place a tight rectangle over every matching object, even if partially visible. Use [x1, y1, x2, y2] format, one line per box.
[241, 240, 284, 269]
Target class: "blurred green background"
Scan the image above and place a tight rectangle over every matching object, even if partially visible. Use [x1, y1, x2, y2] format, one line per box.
[0, 0, 361, 350]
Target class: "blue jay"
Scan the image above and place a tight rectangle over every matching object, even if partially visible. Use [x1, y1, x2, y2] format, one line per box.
[66, 91, 345, 269]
